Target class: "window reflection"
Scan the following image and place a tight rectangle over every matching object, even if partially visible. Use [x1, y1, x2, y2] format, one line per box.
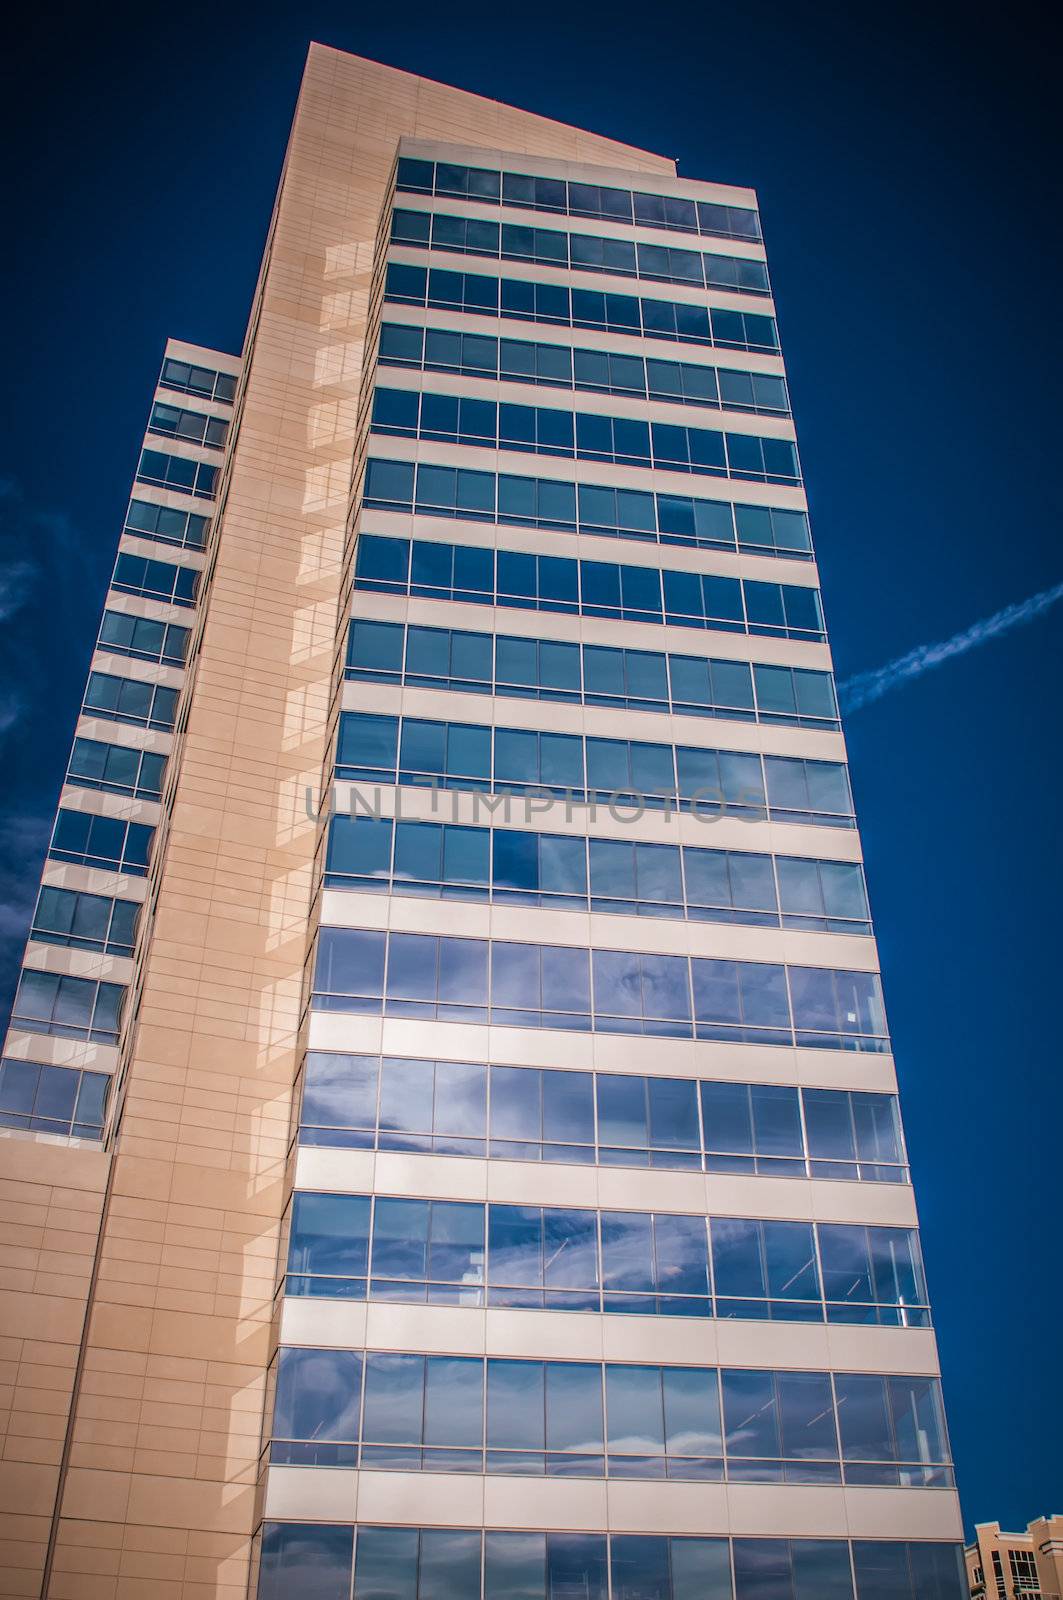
[385, 261, 780, 353]
[266, 1348, 951, 1486]
[283, 1192, 930, 1325]
[297, 1053, 906, 1184]
[309, 927, 888, 1052]
[372, 383, 799, 484]
[257, 1526, 968, 1600]
[390, 206, 771, 297]
[354, 526, 825, 641]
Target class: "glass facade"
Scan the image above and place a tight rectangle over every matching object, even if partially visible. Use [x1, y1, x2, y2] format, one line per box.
[0, 340, 233, 1155]
[260, 133, 959, 1587]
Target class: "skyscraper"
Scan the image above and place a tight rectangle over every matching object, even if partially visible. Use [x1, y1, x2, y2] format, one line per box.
[0, 43, 966, 1600]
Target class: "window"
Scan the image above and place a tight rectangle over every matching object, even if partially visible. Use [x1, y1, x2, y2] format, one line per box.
[123, 499, 209, 549]
[353, 532, 824, 641]
[255, 1526, 968, 1600]
[346, 620, 836, 729]
[111, 552, 199, 608]
[83, 671, 177, 731]
[258, 1524, 354, 1600]
[486, 1064, 594, 1164]
[31, 886, 139, 958]
[816, 1222, 929, 1326]
[721, 1368, 840, 1482]
[370, 386, 800, 484]
[833, 1373, 953, 1486]
[385, 262, 781, 352]
[802, 1087, 905, 1180]
[378, 320, 789, 416]
[487, 1203, 599, 1309]
[1008, 1550, 1041, 1595]
[851, 1540, 968, 1599]
[148, 401, 227, 450]
[311, 928, 889, 1053]
[397, 156, 763, 246]
[98, 609, 189, 666]
[296, 1052, 907, 1185]
[48, 809, 154, 876]
[733, 1540, 855, 1600]
[67, 738, 165, 800]
[159, 356, 236, 404]
[11, 969, 124, 1045]
[390, 206, 771, 296]
[136, 449, 217, 499]
[335, 709, 854, 828]
[710, 1217, 821, 1321]
[323, 814, 870, 933]
[0, 1059, 110, 1139]
[285, 1190, 929, 1322]
[266, 1346, 948, 1486]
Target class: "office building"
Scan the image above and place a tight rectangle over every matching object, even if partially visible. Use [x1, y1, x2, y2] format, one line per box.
[967, 1518, 1063, 1599]
[0, 44, 965, 1600]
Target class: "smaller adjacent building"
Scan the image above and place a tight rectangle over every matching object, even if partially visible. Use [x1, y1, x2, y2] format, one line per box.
[967, 1518, 1063, 1599]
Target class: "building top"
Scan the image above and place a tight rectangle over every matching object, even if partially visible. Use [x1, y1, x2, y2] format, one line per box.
[305, 41, 677, 175]
[395, 133, 757, 209]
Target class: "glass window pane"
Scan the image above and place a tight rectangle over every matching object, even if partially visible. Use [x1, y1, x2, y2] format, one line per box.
[647, 1077, 699, 1149]
[419, 1530, 483, 1600]
[485, 1531, 545, 1600]
[654, 1213, 710, 1297]
[546, 1534, 607, 1600]
[601, 1212, 655, 1292]
[723, 1369, 780, 1457]
[606, 1365, 664, 1453]
[289, 1192, 370, 1280]
[433, 1061, 487, 1136]
[490, 1066, 541, 1142]
[487, 1359, 545, 1448]
[428, 1199, 484, 1285]
[543, 1209, 599, 1288]
[379, 1057, 433, 1133]
[302, 1051, 379, 1133]
[546, 1362, 603, 1451]
[597, 1074, 647, 1148]
[663, 1367, 722, 1457]
[261, 1523, 354, 1600]
[792, 1540, 855, 1600]
[489, 1204, 542, 1287]
[354, 1526, 417, 1600]
[610, 1536, 670, 1600]
[536, 1070, 590, 1150]
[424, 1355, 483, 1446]
[669, 1537, 733, 1599]
[362, 1352, 424, 1442]
[371, 1195, 430, 1280]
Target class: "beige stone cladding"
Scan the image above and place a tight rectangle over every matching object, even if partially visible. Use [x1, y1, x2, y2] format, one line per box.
[0, 1142, 107, 1598]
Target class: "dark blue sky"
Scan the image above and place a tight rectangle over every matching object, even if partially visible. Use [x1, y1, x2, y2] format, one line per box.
[2, 0, 1060, 1535]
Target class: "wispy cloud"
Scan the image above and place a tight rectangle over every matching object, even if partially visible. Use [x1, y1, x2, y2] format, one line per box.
[839, 580, 1063, 712]
[0, 480, 91, 739]
[0, 813, 52, 942]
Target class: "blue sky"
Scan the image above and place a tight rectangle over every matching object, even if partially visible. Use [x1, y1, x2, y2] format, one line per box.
[2, 0, 1060, 1533]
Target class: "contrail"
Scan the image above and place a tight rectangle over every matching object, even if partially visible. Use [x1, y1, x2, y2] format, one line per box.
[839, 580, 1063, 712]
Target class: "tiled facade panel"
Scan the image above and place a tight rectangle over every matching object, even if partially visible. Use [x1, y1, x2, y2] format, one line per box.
[0, 1143, 107, 1597]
